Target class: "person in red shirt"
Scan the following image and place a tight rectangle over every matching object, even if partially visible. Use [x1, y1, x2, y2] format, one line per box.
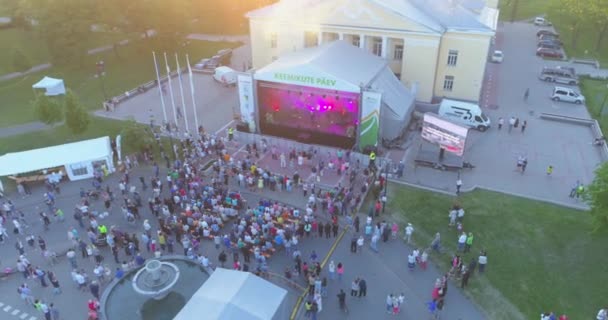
[558, 315, 568, 320]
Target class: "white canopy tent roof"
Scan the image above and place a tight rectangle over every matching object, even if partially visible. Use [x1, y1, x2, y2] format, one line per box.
[255, 40, 416, 140]
[174, 268, 288, 320]
[32, 76, 66, 96]
[255, 40, 387, 93]
[0, 137, 112, 176]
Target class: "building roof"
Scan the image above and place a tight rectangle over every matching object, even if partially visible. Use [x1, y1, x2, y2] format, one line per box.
[0, 137, 112, 176]
[254, 40, 387, 92]
[247, 0, 495, 34]
[173, 268, 287, 320]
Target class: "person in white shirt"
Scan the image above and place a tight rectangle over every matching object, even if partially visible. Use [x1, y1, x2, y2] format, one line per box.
[356, 236, 364, 253]
[478, 251, 488, 273]
[404, 223, 414, 243]
[458, 232, 467, 252]
[597, 308, 607, 320]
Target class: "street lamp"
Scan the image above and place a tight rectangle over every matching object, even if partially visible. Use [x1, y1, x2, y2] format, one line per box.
[95, 60, 108, 101]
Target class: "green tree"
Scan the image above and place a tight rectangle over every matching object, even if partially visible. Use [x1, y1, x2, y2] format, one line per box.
[585, 162, 608, 231]
[558, 0, 589, 49]
[120, 120, 154, 153]
[32, 93, 63, 124]
[64, 89, 90, 134]
[12, 48, 31, 72]
[589, 0, 608, 52]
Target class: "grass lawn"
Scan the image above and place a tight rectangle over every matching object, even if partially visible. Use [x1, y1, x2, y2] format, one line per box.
[499, 0, 608, 66]
[0, 39, 239, 128]
[580, 77, 608, 135]
[0, 27, 135, 74]
[0, 116, 128, 155]
[382, 184, 608, 320]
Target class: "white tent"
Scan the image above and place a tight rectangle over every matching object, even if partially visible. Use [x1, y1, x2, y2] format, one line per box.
[174, 268, 288, 320]
[0, 136, 114, 181]
[254, 40, 416, 140]
[32, 76, 66, 96]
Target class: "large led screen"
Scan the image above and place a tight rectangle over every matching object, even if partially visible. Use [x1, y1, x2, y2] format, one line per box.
[257, 81, 360, 148]
[420, 113, 468, 156]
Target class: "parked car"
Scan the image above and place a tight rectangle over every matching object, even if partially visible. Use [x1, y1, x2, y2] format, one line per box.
[213, 66, 237, 86]
[537, 42, 561, 50]
[534, 17, 552, 26]
[539, 66, 578, 85]
[551, 86, 585, 104]
[537, 48, 564, 59]
[537, 30, 559, 38]
[538, 39, 563, 47]
[539, 34, 561, 42]
[491, 50, 504, 63]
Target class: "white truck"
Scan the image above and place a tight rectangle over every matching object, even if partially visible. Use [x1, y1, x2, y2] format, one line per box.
[438, 99, 491, 132]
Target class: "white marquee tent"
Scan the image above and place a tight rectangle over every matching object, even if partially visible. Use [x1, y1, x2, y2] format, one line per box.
[32, 76, 66, 96]
[253, 40, 416, 141]
[174, 268, 288, 320]
[0, 136, 114, 181]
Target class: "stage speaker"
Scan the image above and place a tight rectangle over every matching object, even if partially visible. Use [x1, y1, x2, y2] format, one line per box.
[236, 123, 249, 133]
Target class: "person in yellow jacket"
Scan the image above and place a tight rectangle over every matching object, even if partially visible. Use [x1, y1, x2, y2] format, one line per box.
[228, 127, 234, 141]
[369, 151, 376, 169]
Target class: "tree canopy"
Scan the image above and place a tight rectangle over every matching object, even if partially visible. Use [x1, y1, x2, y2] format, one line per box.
[32, 93, 63, 125]
[585, 161, 608, 231]
[120, 120, 155, 153]
[64, 89, 90, 134]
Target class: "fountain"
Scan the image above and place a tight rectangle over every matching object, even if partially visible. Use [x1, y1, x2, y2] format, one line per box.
[132, 260, 180, 300]
[100, 256, 210, 320]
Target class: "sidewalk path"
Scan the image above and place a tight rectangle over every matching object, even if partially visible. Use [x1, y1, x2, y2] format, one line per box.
[0, 121, 63, 139]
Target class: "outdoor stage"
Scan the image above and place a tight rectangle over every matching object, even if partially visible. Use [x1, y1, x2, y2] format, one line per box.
[257, 81, 360, 149]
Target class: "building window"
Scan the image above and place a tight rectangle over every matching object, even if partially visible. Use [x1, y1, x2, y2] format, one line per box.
[394, 44, 403, 60]
[304, 31, 318, 48]
[443, 75, 454, 91]
[447, 50, 458, 66]
[70, 164, 89, 176]
[272, 56, 278, 61]
[372, 38, 382, 56]
[352, 35, 360, 47]
[270, 33, 277, 49]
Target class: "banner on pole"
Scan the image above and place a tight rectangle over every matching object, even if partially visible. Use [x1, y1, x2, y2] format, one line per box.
[237, 74, 255, 126]
[359, 90, 382, 150]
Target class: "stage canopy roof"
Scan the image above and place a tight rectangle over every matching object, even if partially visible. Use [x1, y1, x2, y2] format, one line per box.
[255, 40, 388, 93]
[32, 76, 66, 96]
[174, 268, 288, 320]
[0, 137, 112, 176]
[255, 40, 416, 140]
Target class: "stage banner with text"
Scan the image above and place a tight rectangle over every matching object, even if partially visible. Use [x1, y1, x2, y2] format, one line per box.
[237, 74, 255, 126]
[360, 90, 382, 150]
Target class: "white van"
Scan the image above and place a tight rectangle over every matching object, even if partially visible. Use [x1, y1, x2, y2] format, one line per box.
[438, 99, 491, 131]
[213, 66, 237, 86]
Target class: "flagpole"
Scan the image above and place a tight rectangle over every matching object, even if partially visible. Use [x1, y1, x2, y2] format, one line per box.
[175, 53, 189, 133]
[163, 52, 179, 131]
[152, 52, 168, 125]
[186, 54, 200, 132]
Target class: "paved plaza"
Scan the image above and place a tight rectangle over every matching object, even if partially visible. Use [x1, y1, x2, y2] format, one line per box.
[391, 22, 604, 209]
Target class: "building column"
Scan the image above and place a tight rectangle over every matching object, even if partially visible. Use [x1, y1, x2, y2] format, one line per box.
[318, 32, 323, 46]
[338, 32, 344, 40]
[359, 34, 366, 49]
[381, 36, 388, 58]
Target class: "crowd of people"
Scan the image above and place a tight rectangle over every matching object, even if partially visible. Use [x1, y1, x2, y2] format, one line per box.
[2, 125, 600, 320]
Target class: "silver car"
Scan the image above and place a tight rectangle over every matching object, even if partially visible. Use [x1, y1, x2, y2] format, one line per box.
[551, 86, 585, 104]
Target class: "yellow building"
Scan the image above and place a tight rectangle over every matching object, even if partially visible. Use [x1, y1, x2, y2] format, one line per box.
[246, 0, 499, 103]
